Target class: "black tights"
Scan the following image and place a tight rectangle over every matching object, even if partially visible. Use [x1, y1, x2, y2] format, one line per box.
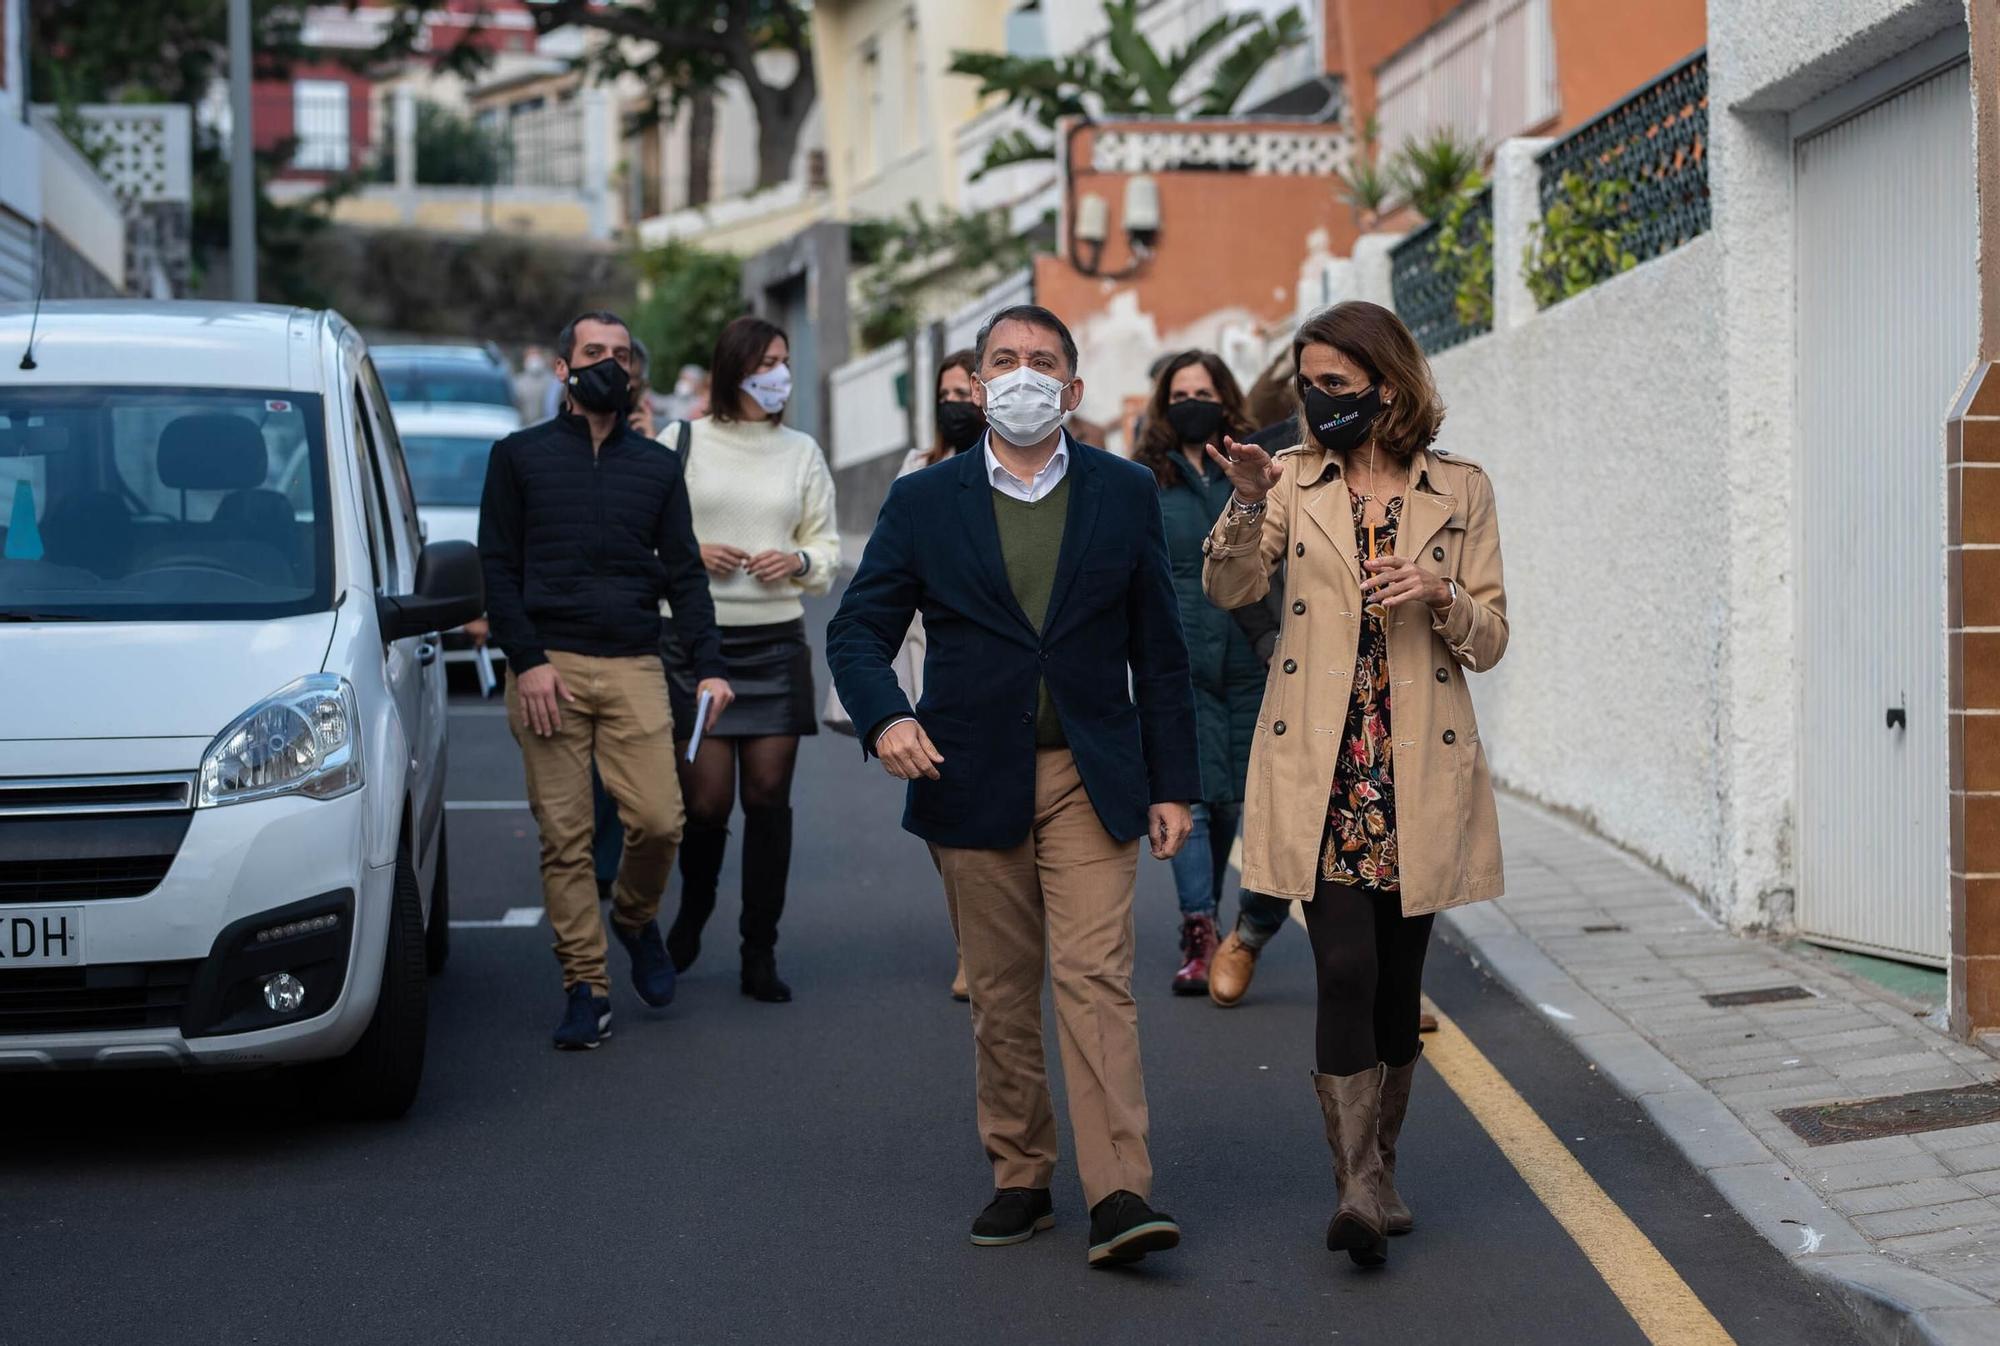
[1302, 882, 1435, 1076]
[672, 735, 800, 956]
[680, 733, 800, 823]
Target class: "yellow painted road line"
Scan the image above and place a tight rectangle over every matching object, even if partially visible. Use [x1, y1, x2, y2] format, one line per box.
[1424, 1005, 1737, 1346]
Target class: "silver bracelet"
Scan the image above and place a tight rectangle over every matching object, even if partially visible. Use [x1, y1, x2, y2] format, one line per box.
[1228, 495, 1267, 519]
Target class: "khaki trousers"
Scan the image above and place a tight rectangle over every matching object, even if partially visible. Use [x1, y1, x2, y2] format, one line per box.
[507, 651, 685, 993]
[932, 749, 1152, 1207]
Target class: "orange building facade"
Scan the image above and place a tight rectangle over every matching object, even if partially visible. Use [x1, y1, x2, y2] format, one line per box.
[1034, 0, 1707, 440]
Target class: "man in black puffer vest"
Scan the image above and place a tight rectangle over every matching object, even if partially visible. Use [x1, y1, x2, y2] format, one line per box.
[479, 310, 735, 1051]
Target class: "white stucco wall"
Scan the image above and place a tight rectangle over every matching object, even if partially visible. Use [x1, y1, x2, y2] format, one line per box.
[1428, 237, 1735, 907]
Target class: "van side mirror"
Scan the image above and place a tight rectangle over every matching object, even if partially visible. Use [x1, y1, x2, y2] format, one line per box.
[378, 539, 484, 645]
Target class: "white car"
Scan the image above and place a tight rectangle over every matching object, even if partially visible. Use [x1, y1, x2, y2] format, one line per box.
[0, 301, 483, 1118]
[389, 402, 520, 668]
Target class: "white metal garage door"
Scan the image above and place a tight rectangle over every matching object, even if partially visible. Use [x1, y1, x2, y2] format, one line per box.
[1794, 47, 1975, 965]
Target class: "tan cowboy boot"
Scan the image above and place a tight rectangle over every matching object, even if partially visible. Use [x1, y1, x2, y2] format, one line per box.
[1208, 930, 1259, 1007]
[1378, 1045, 1422, 1235]
[1313, 1066, 1389, 1266]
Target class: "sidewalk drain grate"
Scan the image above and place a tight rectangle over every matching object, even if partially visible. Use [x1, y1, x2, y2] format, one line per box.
[1702, 985, 1813, 1007]
[1775, 1082, 2000, 1146]
[1582, 923, 1627, 933]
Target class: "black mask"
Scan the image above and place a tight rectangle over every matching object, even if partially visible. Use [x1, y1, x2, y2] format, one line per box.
[1299, 380, 1384, 454]
[566, 357, 631, 415]
[1165, 398, 1228, 446]
[936, 400, 986, 452]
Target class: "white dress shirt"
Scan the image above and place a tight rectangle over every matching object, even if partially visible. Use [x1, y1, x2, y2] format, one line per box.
[983, 431, 1071, 503]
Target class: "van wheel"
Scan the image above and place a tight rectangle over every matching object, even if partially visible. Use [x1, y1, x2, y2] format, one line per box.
[425, 825, 450, 975]
[316, 841, 429, 1120]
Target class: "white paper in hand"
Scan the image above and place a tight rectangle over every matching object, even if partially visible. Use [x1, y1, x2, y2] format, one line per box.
[686, 688, 716, 762]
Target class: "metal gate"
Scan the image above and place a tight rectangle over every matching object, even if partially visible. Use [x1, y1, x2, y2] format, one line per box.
[1794, 51, 1976, 964]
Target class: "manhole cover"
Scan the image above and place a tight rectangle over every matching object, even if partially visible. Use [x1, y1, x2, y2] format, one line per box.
[1776, 1081, 2000, 1146]
[1702, 985, 1813, 1007]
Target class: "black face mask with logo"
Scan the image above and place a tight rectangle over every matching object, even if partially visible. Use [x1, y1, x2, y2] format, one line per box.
[566, 357, 631, 415]
[936, 400, 987, 452]
[1299, 380, 1384, 454]
[1164, 398, 1228, 446]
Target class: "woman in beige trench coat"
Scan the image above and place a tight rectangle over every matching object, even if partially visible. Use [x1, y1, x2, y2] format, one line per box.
[1203, 301, 1509, 1268]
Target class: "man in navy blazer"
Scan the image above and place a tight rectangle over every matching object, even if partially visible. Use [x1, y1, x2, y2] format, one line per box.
[828, 305, 1200, 1267]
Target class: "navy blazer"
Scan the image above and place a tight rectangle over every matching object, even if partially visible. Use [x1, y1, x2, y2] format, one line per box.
[827, 436, 1201, 849]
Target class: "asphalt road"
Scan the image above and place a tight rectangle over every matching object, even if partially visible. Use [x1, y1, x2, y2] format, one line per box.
[1, 594, 1868, 1346]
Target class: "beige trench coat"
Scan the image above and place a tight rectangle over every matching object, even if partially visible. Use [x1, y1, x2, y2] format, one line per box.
[1202, 444, 1509, 915]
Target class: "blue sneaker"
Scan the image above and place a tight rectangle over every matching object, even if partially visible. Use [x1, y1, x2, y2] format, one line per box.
[554, 983, 612, 1050]
[611, 917, 677, 1008]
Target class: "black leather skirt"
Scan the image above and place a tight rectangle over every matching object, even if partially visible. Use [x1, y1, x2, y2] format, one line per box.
[662, 617, 818, 740]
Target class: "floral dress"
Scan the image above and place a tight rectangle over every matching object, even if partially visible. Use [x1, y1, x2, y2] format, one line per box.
[1320, 493, 1402, 892]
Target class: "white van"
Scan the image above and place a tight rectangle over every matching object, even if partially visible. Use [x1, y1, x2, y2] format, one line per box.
[0, 301, 483, 1118]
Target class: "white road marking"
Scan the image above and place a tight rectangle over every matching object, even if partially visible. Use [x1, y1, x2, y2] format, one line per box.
[449, 704, 512, 717]
[450, 906, 545, 930]
[446, 800, 532, 811]
[1539, 1003, 1578, 1021]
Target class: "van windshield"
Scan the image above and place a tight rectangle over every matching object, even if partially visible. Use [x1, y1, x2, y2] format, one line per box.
[0, 387, 332, 621]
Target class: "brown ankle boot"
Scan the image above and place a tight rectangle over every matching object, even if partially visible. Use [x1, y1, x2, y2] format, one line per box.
[1378, 1045, 1422, 1235]
[1208, 930, 1259, 1006]
[1313, 1066, 1389, 1266]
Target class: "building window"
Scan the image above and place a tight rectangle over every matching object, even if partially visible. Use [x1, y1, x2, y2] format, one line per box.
[858, 41, 883, 177]
[292, 79, 351, 171]
[1006, 0, 1048, 59]
[901, 9, 927, 154]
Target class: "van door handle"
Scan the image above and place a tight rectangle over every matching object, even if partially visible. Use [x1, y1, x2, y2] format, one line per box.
[1886, 705, 1906, 731]
[417, 641, 438, 667]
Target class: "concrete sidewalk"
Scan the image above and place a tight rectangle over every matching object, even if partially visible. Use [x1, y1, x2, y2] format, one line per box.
[1445, 797, 2000, 1345]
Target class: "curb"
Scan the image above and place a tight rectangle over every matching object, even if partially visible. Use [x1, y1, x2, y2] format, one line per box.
[1439, 898, 2000, 1346]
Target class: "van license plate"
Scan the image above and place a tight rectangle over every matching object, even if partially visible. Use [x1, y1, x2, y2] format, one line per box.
[0, 908, 84, 968]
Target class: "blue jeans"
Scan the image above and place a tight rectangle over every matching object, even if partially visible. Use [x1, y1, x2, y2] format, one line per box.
[1167, 802, 1289, 945]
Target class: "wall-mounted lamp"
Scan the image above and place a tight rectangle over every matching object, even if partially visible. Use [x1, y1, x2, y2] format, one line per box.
[1070, 174, 1160, 278]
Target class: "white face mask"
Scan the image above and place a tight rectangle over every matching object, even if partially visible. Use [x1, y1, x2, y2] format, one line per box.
[741, 362, 792, 415]
[980, 367, 1071, 446]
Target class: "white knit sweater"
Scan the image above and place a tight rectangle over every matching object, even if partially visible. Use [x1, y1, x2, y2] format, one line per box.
[661, 415, 840, 627]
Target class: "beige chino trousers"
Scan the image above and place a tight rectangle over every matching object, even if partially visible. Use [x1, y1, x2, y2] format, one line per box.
[507, 650, 685, 994]
[932, 748, 1153, 1208]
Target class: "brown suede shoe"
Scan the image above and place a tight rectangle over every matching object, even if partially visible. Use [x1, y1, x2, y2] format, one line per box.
[1314, 1066, 1389, 1267]
[950, 957, 969, 1002]
[1208, 930, 1259, 1007]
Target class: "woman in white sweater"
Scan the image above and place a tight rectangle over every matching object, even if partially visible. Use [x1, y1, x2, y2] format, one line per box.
[661, 315, 839, 1003]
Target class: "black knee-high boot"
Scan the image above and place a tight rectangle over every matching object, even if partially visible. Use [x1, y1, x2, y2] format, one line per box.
[667, 821, 728, 972]
[739, 805, 793, 1002]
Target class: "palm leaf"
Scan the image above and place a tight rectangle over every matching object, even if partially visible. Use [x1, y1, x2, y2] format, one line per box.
[1102, 0, 1177, 114]
[1194, 8, 1306, 116]
[971, 129, 1056, 182]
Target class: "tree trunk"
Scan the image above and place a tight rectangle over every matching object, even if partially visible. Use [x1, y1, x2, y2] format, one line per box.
[688, 92, 716, 208]
[745, 62, 816, 191]
[747, 93, 806, 190]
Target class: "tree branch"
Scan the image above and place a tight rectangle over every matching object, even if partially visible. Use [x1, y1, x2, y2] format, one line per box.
[532, 0, 734, 60]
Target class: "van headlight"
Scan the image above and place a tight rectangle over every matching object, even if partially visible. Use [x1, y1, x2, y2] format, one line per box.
[198, 675, 363, 807]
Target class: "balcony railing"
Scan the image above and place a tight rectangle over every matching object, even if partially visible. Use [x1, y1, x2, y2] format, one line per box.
[1536, 50, 1710, 268]
[1390, 185, 1494, 355]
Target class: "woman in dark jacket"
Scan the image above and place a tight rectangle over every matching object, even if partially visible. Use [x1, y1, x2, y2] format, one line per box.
[1133, 350, 1293, 994]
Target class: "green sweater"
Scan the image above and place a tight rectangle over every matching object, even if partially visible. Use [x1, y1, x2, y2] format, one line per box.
[991, 476, 1072, 747]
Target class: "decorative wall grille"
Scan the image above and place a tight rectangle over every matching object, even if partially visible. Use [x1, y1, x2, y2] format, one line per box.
[1389, 186, 1494, 355]
[1536, 51, 1710, 267]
